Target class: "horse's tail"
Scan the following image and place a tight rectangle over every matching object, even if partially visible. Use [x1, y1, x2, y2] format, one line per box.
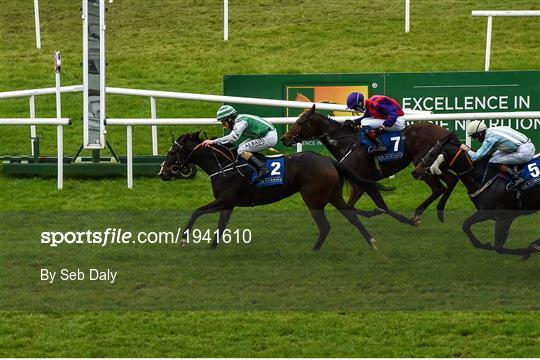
[332, 160, 394, 192]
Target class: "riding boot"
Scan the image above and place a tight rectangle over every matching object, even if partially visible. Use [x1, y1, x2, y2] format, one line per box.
[369, 135, 387, 155]
[249, 156, 269, 180]
[500, 164, 524, 191]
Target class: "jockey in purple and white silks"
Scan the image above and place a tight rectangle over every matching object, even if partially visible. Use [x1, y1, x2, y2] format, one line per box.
[345, 92, 406, 154]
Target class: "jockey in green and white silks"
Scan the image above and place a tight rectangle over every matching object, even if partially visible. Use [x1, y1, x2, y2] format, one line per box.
[201, 105, 278, 179]
[462, 120, 536, 190]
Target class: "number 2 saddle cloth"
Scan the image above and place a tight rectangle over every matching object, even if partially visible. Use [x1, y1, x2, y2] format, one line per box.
[238, 155, 285, 187]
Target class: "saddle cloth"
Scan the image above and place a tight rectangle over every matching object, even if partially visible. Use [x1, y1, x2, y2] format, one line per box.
[518, 157, 540, 191]
[359, 129, 405, 163]
[240, 154, 285, 187]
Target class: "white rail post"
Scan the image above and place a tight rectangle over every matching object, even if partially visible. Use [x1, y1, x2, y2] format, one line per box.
[54, 51, 63, 190]
[34, 0, 41, 49]
[29, 96, 37, 156]
[296, 142, 303, 153]
[224, 0, 228, 41]
[405, 0, 410, 33]
[484, 16, 493, 71]
[465, 120, 472, 147]
[150, 97, 158, 155]
[127, 125, 133, 189]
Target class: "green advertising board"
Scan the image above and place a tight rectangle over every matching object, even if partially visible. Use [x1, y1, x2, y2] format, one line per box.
[223, 71, 540, 151]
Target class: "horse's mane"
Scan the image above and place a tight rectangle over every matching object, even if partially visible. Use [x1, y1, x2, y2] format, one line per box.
[444, 131, 461, 146]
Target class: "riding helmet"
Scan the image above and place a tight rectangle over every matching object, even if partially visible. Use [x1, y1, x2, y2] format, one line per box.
[466, 120, 487, 136]
[346, 92, 365, 111]
[216, 105, 238, 123]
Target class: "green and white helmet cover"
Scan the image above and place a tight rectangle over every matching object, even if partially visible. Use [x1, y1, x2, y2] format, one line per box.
[216, 105, 237, 122]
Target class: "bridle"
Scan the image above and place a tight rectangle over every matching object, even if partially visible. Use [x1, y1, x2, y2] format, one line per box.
[421, 140, 474, 177]
[290, 115, 353, 146]
[419, 140, 442, 171]
[447, 146, 474, 176]
[164, 140, 236, 175]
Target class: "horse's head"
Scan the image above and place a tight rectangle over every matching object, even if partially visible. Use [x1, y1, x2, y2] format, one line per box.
[281, 105, 326, 147]
[412, 132, 462, 180]
[159, 132, 201, 181]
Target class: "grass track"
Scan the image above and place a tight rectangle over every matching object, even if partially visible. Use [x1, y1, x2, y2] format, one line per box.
[1, 0, 539, 357]
[1, 312, 539, 357]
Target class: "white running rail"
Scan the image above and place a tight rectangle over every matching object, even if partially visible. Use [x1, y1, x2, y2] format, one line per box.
[472, 10, 540, 71]
[107, 111, 540, 188]
[0, 118, 70, 190]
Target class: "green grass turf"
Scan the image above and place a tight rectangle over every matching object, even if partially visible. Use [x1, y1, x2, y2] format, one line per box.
[1, 0, 539, 357]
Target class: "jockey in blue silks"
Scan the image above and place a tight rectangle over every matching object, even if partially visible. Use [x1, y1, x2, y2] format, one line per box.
[462, 120, 536, 190]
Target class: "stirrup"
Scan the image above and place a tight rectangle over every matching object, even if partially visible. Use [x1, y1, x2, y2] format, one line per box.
[506, 178, 524, 191]
[368, 145, 386, 155]
[253, 167, 269, 182]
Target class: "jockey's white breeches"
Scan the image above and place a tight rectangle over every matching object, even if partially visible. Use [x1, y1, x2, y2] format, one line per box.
[361, 116, 406, 131]
[237, 130, 278, 155]
[489, 141, 536, 165]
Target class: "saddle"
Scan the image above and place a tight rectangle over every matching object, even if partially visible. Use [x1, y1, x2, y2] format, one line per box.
[358, 128, 405, 163]
[238, 154, 285, 187]
[499, 156, 540, 192]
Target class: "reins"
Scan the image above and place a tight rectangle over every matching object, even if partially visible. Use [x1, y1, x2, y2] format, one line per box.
[176, 141, 251, 179]
[448, 147, 474, 176]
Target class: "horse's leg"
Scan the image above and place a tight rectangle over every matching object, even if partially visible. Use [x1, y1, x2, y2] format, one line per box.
[309, 209, 331, 251]
[434, 172, 459, 223]
[182, 199, 224, 244]
[347, 186, 364, 207]
[210, 209, 233, 249]
[365, 189, 416, 227]
[347, 186, 385, 218]
[492, 217, 532, 257]
[331, 196, 378, 250]
[413, 175, 446, 225]
[461, 211, 494, 251]
[522, 238, 540, 261]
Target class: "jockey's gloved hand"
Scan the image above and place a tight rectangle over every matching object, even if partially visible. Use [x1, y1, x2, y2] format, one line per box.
[376, 125, 385, 133]
[343, 120, 356, 128]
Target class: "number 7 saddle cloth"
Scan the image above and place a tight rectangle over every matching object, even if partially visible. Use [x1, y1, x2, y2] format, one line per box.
[358, 129, 405, 163]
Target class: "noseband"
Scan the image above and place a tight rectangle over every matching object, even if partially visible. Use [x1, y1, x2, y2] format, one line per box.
[422, 140, 474, 176]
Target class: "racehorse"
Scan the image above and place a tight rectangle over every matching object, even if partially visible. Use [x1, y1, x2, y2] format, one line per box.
[159, 131, 391, 251]
[412, 132, 540, 260]
[281, 105, 459, 226]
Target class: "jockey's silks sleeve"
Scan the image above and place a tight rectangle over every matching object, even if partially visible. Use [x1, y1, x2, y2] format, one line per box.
[214, 120, 248, 145]
[360, 96, 404, 128]
[467, 136, 497, 161]
[467, 127, 529, 161]
[374, 99, 400, 127]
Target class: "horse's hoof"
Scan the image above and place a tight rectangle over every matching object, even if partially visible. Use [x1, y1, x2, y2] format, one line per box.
[369, 238, 379, 251]
[412, 215, 421, 227]
[437, 210, 445, 223]
[180, 239, 188, 248]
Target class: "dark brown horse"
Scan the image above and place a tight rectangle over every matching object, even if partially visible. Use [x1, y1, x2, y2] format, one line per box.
[412, 132, 539, 260]
[159, 132, 391, 251]
[281, 106, 459, 226]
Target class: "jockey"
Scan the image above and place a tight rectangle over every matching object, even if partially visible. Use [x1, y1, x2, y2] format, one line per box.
[344, 92, 406, 154]
[201, 105, 278, 180]
[462, 120, 536, 190]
